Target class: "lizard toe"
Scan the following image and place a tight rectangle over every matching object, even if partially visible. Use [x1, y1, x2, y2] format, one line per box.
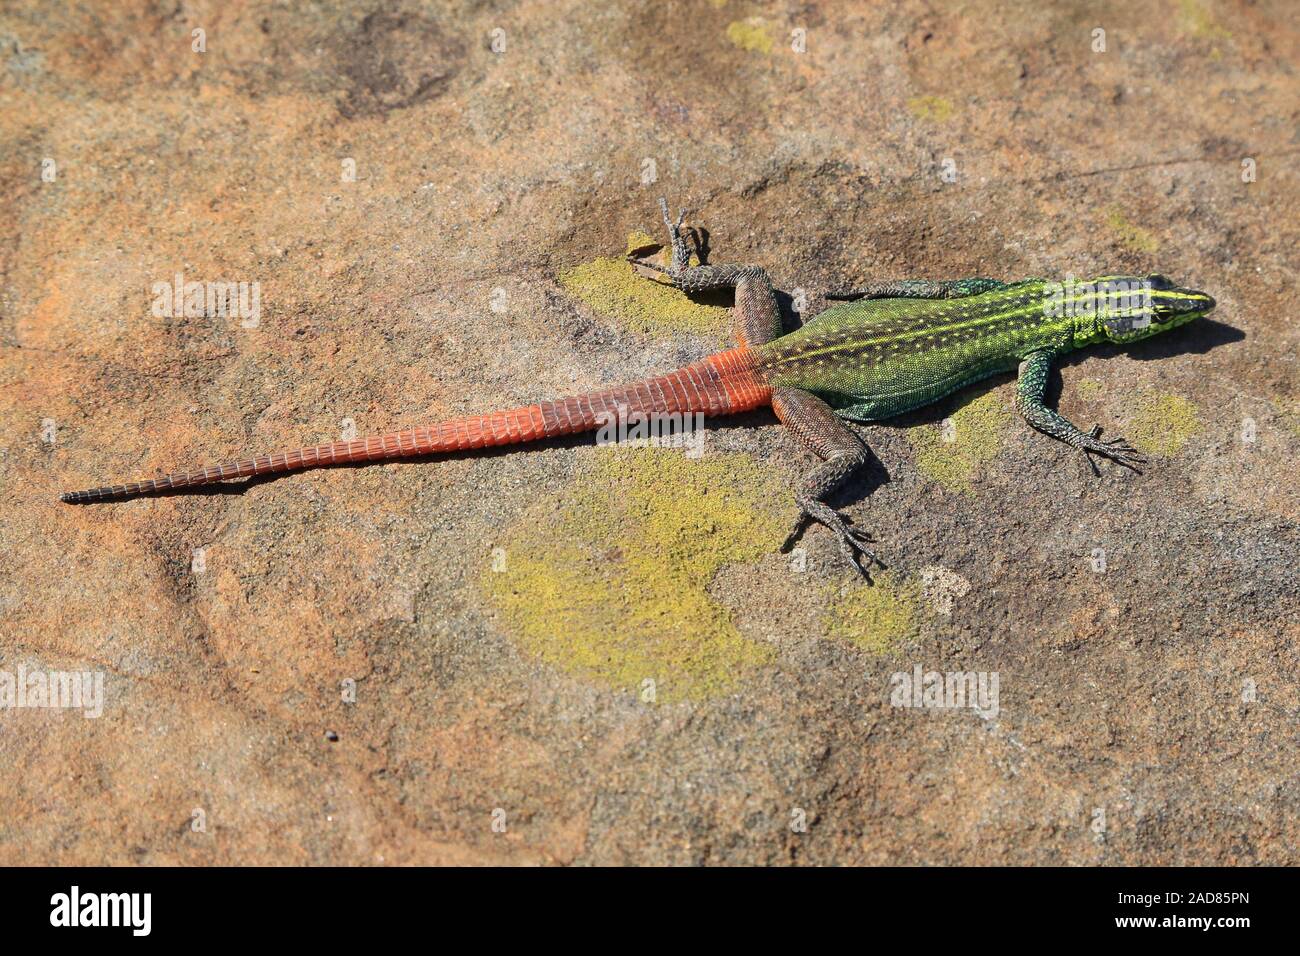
[627, 255, 671, 280]
[837, 535, 878, 580]
[837, 535, 874, 581]
[798, 502, 885, 574]
[1074, 425, 1147, 475]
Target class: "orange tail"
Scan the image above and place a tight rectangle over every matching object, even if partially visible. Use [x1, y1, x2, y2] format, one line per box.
[60, 347, 772, 503]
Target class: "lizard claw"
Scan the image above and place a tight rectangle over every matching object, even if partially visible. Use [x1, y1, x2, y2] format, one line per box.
[658, 196, 688, 234]
[837, 532, 883, 581]
[654, 197, 703, 275]
[629, 198, 696, 283]
[782, 503, 885, 580]
[1078, 424, 1146, 475]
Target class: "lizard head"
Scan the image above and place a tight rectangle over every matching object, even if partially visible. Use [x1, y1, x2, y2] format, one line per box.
[1092, 274, 1215, 344]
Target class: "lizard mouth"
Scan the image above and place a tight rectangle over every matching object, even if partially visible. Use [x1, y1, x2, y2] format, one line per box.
[1153, 288, 1215, 321]
[1142, 275, 1213, 320]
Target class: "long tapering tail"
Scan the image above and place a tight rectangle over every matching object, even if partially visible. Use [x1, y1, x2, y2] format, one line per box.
[60, 346, 772, 503]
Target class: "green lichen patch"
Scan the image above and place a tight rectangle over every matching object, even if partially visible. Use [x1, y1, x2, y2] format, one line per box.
[481, 448, 787, 701]
[822, 574, 921, 654]
[726, 19, 774, 54]
[1125, 392, 1201, 457]
[906, 390, 1012, 493]
[907, 95, 955, 123]
[1105, 206, 1160, 254]
[559, 235, 723, 337]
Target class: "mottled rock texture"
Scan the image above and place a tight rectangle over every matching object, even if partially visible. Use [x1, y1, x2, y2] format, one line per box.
[1, 0, 1297, 864]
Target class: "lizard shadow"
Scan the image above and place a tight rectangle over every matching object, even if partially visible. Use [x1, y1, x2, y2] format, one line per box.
[1068, 314, 1241, 362]
[1044, 314, 1242, 408]
[63, 474, 280, 501]
[80, 417, 784, 502]
[867, 314, 1241, 434]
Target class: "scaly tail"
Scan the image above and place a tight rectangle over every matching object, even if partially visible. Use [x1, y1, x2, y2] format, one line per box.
[60, 347, 772, 503]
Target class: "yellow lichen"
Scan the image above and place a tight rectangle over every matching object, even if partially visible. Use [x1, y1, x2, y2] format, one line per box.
[1105, 206, 1160, 254]
[906, 390, 1011, 493]
[907, 95, 955, 123]
[481, 448, 787, 701]
[1075, 377, 1105, 401]
[1282, 402, 1300, 441]
[823, 574, 921, 654]
[1126, 392, 1201, 457]
[559, 236, 723, 337]
[624, 230, 658, 256]
[1178, 0, 1231, 40]
[726, 19, 774, 54]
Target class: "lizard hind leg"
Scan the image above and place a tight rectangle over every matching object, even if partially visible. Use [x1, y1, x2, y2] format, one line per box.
[627, 197, 784, 348]
[772, 387, 882, 579]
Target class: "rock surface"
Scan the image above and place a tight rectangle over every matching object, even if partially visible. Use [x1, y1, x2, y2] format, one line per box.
[1, 0, 1297, 864]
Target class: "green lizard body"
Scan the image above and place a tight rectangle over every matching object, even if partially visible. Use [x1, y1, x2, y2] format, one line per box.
[629, 200, 1214, 575]
[60, 198, 1216, 579]
[759, 277, 1208, 421]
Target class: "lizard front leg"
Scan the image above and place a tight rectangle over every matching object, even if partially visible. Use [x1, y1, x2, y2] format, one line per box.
[629, 197, 783, 348]
[772, 387, 882, 579]
[826, 277, 1012, 301]
[1016, 350, 1146, 474]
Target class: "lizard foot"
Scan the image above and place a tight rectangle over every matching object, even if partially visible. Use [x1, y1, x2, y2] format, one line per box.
[657, 196, 689, 244]
[627, 197, 704, 282]
[782, 499, 884, 580]
[1077, 425, 1146, 476]
[627, 255, 671, 280]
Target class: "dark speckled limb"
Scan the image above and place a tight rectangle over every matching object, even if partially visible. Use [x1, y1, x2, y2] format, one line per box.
[629, 198, 783, 348]
[772, 387, 881, 579]
[1015, 350, 1146, 474]
[629, 198, 877, 576]
[826, 277, 1010, 301]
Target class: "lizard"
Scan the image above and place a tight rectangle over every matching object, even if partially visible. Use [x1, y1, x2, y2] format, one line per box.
[60, 198, 1216, 578]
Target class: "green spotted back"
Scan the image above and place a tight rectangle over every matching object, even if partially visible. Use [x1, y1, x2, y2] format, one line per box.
[757, 281, 1071, 421]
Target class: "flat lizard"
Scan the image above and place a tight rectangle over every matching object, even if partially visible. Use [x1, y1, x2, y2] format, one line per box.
[60, 198, 1216, 577]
